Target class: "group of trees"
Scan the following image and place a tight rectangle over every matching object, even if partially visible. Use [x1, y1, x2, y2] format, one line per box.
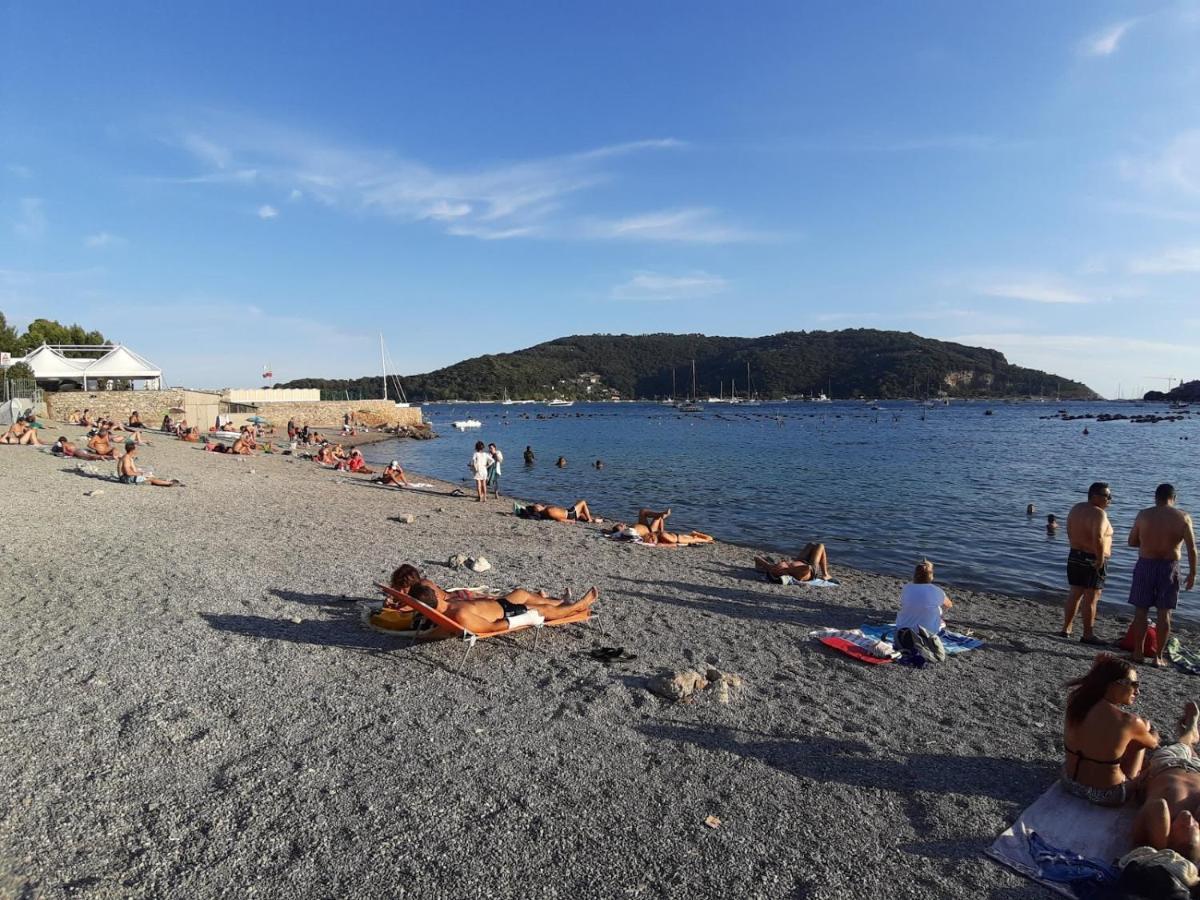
[277, 329, 1098, 401]
[0, 311, 110, 381]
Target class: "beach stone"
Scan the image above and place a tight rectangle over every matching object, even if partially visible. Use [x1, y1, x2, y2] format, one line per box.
[397, 514, 415, 524]
[84, 490, 104, 497]
[468, 557, 491, 573]
[647, 669, 708, 701]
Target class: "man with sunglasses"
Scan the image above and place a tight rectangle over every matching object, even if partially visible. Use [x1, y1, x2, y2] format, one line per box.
[1127, 483, 1197, 668]
[1062, 482, 1114, 645]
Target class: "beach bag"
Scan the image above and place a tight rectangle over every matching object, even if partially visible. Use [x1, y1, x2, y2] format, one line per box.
[1117, 623, 1158, 657]
[894, 626, 946, 666]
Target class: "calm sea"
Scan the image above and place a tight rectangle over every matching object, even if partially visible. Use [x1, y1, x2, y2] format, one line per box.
[361, 400, 1200, 615]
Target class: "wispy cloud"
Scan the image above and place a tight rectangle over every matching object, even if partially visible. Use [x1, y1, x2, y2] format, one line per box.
[256, 204, 279, 220]
[6, 163, 33, 179]
[1129, 244, 1200, 274]
[584, 208, 762, 243]
[1120, 130, 1200, 195]
[161, 114, 753, 243]
[971, 277, 1092, 305]
[13, 197, 46, 239]
[611, 270, 728, 301]
[84, 231, 126, 249]
[1080, 19, 1139, 57]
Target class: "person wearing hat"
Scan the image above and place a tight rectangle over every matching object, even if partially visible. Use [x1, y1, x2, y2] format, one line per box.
[374, 459, 409, 487]
[117, 440, 181, 487]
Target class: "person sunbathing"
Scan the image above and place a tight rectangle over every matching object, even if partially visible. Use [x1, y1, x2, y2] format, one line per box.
[1061, 654, 1159, 806]
[754, 543, 830, 580]
[127, 411, 145, 428]
[117, 441, 181, 487]
[315, 444, 339, 466]
[86, 430, 116, 458]
[373, 460, 410, 487]
[68, 409, 83, 425]
[1, 418, 42, 445]
[517, 500, 597, 523]
[406, 582, 597, 636]
[51, 436, 103, 460]
[105, 419, 127, 433]
[1131, 700, 1200, 861]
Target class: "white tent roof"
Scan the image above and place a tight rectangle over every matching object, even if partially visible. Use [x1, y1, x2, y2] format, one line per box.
[14, 344, 162, 381]
[80, 345, 162, 379]
[18, 345, 89, 378]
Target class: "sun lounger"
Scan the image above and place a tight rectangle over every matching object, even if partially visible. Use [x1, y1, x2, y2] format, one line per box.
[375, 583, 592, 671]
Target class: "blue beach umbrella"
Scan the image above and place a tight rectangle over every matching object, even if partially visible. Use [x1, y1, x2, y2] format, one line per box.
[246, 415, 270, 425]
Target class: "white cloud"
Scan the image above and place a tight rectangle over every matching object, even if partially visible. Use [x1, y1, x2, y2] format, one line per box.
[972, 278, 1092, 305]
[1129, 245, 1200, 274]
[611, 270, 729, 301]
[163, 115, 750, 243]
[288, 188, 303, 201]
[84, 231, 126, 249]
[1081, 20, 1138, 56]
[6, 163, 32, 179]
[585, 208, 761, 243]
[13, 197, 46, 239]
[256, 204, 279, 220]
[1120, 130, 1200, 196]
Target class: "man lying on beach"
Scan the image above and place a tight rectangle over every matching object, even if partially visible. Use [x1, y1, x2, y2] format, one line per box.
[117, 441, 181, 487]
[205, 431, 254, 454]
[754, 543, 830, 580]
[372, 460, 410, 487]
[51, 436, 103, 460]
[1, 417, 43, 445]
[1131, 700, 1200, 861]
[516, 500, 598, 523]
[406, 582, 597, 636]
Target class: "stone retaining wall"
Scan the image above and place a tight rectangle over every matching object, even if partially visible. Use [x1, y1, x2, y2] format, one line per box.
[239, 400, 423, 428]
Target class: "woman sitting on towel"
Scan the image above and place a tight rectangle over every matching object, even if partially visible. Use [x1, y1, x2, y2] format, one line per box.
[1062, 654, 1160, 806]
[373, 460, 409, 487]
[754, 543, 830, 580]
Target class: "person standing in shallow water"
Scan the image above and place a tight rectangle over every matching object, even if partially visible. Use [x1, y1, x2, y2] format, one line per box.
[1127, 484, 1197, 668]
[523, 445, 535, 465]
[1063, 482, 1114, 646]
[487, 442, 503, 498]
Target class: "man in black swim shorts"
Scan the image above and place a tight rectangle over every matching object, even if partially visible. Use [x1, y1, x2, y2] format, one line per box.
[1063, 482, 1114, 645]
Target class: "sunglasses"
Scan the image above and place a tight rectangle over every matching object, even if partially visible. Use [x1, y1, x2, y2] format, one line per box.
[1116, 677, 1140, 692]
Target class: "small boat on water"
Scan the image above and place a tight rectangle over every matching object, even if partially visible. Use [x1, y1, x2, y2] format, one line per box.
[452, 419, 482, 429]
[547, 399, 574, 407]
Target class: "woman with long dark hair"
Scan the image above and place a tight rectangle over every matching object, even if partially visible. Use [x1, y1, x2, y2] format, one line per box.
[1062, 653, 1159, 805]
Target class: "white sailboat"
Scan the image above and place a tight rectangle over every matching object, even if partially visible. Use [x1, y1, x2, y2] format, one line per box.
[676, 360, 703, 412]
[741, 361, 760, 405]
[380, 333, 410, 407]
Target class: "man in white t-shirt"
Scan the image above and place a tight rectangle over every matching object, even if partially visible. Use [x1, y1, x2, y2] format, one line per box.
[895, 560, 953, 662]
[470, 440, 492, 502]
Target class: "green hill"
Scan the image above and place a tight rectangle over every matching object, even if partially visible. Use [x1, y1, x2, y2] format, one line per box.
[277, 329, 1098, 401]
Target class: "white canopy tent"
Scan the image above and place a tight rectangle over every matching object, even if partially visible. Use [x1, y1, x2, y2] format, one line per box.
[10, 344, 163, 389]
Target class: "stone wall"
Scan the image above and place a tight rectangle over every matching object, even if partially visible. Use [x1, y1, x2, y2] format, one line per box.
[44, 389, 222, 426]
[43, 391, 423, 429]
[246, 400, 423, 428]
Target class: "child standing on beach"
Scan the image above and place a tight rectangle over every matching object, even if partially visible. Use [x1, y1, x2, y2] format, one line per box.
[470, 441, 491, 502]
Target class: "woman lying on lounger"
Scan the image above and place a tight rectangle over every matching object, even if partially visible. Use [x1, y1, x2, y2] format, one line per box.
[754, 543, 830, 581]
[1061, 653, 1159, 806]
[517, 500, 597, 523]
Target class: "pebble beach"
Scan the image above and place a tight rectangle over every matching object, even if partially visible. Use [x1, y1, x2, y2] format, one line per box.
[2, 427, 1196, 899]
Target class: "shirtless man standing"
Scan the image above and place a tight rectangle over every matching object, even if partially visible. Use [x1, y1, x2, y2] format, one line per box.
[1062, 482, 1114, 645]
[1128, 484, 1197, 668]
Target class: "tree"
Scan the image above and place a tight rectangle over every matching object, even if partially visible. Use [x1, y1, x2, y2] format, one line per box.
[3, 361, 35, 381]
[0, 312, 18, 354]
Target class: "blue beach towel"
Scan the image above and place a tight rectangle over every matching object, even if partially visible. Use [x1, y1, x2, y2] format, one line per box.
[859, 623, 983, 654]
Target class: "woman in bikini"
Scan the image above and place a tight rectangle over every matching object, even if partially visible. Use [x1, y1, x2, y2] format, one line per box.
[753, 543, 831, 581]
[1062, 653, 1159, 805]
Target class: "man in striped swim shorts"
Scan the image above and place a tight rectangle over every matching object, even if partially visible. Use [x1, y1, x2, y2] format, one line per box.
[1128, 484, 1197, 668]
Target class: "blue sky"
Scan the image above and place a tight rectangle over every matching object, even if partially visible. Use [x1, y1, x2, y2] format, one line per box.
[2, 2, 1198, 396]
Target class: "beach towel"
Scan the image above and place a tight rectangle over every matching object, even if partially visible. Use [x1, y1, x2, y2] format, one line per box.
[776, 574, 839, 587]
[809, 627, 899, 664]
[1166, 637, 1200, 676]
[859, 623, 983, 654]
[985, 781, 1133, 898]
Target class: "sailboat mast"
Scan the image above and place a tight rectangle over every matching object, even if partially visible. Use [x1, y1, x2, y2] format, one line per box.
[380, 332, 387, 402]
[691, 360, 697, 402]
[671, 368, 676, 402]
